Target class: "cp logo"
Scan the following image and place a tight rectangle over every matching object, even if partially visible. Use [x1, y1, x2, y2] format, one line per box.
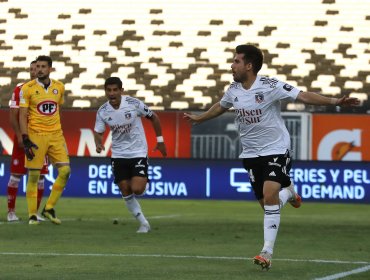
[37, 100, 58, 115]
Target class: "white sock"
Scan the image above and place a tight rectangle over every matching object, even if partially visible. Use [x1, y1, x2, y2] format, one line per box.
[38, 178, 45, 190]
[279, 188, 292, 208]
[262, 205, 280, 255]
[8, 175, 21, 187]
[123, 194, 148, 225]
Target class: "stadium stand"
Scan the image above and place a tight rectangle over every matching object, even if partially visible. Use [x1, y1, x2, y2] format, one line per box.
[0, 0, 369, 112]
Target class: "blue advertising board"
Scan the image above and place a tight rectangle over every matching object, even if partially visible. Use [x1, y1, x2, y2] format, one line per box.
[0, 156, 369, 203]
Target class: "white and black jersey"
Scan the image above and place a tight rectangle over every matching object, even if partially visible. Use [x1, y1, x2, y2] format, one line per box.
[220, 75, 301, 158]
[94, 96, 153, 158]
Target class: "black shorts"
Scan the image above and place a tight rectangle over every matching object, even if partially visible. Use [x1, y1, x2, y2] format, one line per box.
[111, 157, 149, 184]
[242, 151, 292, 200]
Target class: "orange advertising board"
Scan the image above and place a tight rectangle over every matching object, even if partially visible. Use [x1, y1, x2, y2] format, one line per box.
[0, 109, 191, 158]
[312, 114, 370, 161]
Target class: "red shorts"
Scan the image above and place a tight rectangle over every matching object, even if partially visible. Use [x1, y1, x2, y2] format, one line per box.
[10, 136, 49, 175]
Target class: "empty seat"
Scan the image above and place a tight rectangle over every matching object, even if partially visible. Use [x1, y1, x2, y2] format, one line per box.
[0, 0, 368, 113]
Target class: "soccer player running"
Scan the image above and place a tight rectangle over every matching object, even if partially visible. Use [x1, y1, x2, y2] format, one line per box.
[19, 55, 71, 225]
[6, 60, 48, 222]
[184, 44, 359, 270]
[94, 77, 167, 233]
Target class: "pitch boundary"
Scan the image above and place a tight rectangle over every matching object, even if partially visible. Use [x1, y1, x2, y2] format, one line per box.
[313, 264, 370, 280]
[0, 252, 368, 265]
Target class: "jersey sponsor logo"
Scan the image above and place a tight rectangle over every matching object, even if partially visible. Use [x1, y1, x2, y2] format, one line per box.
[255, 92, 264, 103]
[135, 163, 145, 168]
[111, 123, 132, 134]
[283, 83, 293, 92]
[101, 103, 108, 111]
[260, 77, 278, 88]
[235, 108, 262, 125]
[126, 96, 140, 107]
[36, 100, 58, 115]
[143, 105, 153, 117]
[268, 162, 281, 167]
[229, 82, 239, 89]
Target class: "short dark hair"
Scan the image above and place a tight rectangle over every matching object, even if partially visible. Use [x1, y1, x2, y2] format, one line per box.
[30, 60, 37, 65]
[104, 77, 122, 89]
[36, 55, 53, 67]
[235, 44, 263, 75]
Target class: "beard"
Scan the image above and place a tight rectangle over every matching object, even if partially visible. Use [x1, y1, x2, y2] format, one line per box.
[37, 73, 49, 80]
[233, 73, 247, 83]
[233, 76, 241, 82]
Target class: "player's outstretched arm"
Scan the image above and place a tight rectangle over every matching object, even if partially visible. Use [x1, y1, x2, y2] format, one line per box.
[149, 112, 167, 157]
[297, 91, 360, 107]
[183, 102, 228, 125]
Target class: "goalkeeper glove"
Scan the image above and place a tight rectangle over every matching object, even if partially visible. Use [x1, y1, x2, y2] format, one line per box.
[22, 134, 38, 161]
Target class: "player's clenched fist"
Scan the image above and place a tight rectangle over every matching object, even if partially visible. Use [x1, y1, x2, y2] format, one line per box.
[96, 143, 105, 153]
[22, 134, 38, 160]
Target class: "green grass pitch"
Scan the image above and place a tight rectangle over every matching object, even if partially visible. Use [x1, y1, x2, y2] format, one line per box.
[0, 197, 369, 280]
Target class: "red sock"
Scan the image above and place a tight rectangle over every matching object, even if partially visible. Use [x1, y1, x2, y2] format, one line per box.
[7, 186, 18, 212]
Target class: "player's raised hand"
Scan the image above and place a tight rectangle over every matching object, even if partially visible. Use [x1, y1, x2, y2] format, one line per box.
[96, 143, 105, 153]
[183, 112, 201, 125]
[22, 134, 38, 160]
[153, 142, 167, 157]
[336, 96, 361, 107]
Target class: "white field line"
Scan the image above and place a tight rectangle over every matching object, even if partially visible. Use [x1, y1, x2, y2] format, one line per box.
[0, 214, 181, 223]
[64, 214, 182, 221]
[0, 252, 369, 266]
[313, 264, 370, 280]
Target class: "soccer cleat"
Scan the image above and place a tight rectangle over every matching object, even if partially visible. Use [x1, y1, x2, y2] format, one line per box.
[29, 215, 40, 225]
[36, 214, 45, 222]
[7, 211, 20, 222]
[287, 185, 302, 208]
[253, 251, 272, 270]
[42, 207, 61, 225]
[137, 222, 151, 233]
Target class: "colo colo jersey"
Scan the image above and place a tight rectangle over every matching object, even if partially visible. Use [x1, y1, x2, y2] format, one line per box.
[94, 96, 153, 158]
[19, 79, 65, 133]
[220, 75, 301, 158]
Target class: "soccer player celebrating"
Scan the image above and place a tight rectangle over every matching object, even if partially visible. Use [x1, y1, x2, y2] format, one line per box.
[184, 44, 359, 270]
[94, 77, 167, 233]
[19, 55, 71, 225]
[6, 60, 48, 222]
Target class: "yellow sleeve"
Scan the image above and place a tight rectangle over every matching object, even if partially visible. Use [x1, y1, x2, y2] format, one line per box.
[57, 81, 65, 105]
[59, 83, 65, 105]
[19, 84, 29, 108]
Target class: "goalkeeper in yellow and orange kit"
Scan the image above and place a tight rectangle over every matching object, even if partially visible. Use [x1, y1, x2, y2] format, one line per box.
[19, 55, 71, 225]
